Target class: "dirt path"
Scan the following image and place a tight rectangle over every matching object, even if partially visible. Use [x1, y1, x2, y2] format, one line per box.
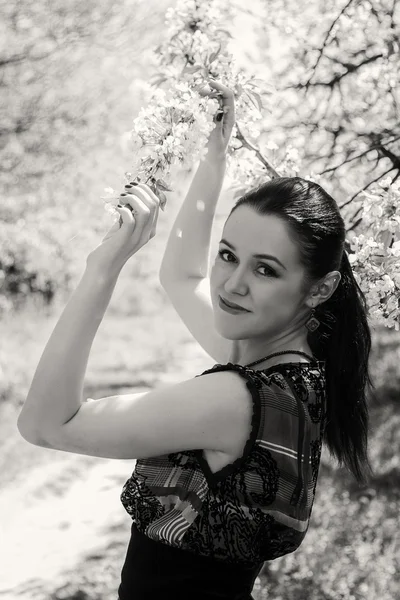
[0, 348, 214, 599]
[0, 402, 134, 597]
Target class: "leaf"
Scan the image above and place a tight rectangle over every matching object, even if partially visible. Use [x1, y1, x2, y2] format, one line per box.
[156, 178, 173, 192]
[244, 91, 263, 113]
[249, 91, 264, 111]
[182, 64, 203, 74]
[247, 79, 276, 94]
[149, 74, 168, 86]
[209, 43, 222, 64]
[251, 78, 269, 87]
[377, 230, 394, 248]
[155, 189, 167, 211]
[215, 29, 233, 38]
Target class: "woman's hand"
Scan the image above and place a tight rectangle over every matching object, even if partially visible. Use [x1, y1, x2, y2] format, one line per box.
[199, 79, 236, 162]
[86, 183, 161, 275]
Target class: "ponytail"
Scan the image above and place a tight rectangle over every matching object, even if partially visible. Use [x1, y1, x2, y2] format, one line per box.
[309, 249, 376, 485]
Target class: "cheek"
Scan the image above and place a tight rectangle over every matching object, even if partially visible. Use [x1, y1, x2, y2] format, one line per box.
[257, 282, 298, 312]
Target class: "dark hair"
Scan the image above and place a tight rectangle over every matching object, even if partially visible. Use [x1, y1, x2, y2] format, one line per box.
[229, 176, 375, 486]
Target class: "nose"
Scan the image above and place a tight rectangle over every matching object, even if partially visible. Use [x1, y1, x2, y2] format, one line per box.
[223, 266, 249, 296]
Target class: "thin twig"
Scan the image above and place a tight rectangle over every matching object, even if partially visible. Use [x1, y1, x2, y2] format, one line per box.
[304, 0, 357, 87]
[297, 53, 384, 89]
[319, 135, 400, 174]
[235, 123, 280, 179]
[339, 166, 396, 209]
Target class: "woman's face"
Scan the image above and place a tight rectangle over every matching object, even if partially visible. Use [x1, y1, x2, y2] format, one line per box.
[210, 205, 311, 348]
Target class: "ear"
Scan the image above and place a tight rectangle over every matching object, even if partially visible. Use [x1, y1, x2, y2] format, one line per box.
[331, 270, 342, 290]
[314, 271, 342, 302]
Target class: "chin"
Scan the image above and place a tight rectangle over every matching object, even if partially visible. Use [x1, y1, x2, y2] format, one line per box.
[214, 322, 244, 340]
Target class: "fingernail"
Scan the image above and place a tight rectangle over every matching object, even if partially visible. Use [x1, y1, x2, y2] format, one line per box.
[125, 184, 133, 189]
[120, 193, 127, 196]
[216, 112, 223, 122]
[117, 204, 123, 208]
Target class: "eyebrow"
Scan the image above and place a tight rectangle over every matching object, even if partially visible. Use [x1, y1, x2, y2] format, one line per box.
[219, 239, 287, 270]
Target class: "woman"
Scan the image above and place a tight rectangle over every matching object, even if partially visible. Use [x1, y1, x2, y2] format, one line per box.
[17, 81, 375, 600]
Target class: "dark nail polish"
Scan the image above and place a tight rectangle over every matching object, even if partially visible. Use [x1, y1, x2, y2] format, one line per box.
[120, 193, 127, 196]
[216, 112, 223, 122]
[125, 184, 133, 189]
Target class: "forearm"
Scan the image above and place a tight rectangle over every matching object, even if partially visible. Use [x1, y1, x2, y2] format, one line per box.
[17, 266, 120, 438]
[159, 155, 227, 281]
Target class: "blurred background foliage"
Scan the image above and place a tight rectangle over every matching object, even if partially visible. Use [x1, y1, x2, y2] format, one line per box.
[0, 0, 175, 312]
[1, 1, 399, 599]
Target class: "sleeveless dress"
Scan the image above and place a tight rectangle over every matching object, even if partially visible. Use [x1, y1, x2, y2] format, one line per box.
[117, 359, 327, 600]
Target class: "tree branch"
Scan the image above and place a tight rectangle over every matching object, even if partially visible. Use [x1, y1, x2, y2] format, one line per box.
[293, 53, 385, 89]
[0, 54, 28, 68]
[319, 135, 400, 174]
[377, 144, 400, 170]
[234, 123, 280, 179]
[304, 0, 357, 87]
[339, 166, 396, 208]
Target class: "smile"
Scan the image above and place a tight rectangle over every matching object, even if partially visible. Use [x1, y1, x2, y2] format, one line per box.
[218, 296, 250, 314]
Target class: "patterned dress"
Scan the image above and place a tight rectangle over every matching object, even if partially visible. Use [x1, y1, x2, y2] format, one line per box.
[118, 360, 327, 600]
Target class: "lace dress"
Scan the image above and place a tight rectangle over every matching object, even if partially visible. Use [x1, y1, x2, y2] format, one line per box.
[117, 359, 327, 600]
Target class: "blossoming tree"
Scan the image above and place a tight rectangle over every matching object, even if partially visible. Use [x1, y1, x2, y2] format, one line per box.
[103, 0, 400, 330]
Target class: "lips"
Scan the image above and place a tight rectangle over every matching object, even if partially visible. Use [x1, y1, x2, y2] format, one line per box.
[220, 296, 249, 312]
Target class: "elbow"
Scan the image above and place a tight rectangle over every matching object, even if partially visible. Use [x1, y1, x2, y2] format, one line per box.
[17, 417, 45, 446]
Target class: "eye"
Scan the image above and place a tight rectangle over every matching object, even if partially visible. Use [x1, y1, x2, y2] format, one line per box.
[217, 249, 276, 277]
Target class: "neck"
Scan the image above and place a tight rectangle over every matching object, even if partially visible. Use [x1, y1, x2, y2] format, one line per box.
[232, 334, 312, 367]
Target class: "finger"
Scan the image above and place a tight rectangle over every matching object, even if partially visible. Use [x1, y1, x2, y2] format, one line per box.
[207, 80, 235, 128]
[115, 204, 135, 227]
[122, 184, 154, 210]
[119, 191, 156, 238]
[119, 193, 149, 223]
[123, 182, 163, 217]
[131, 182, 161, 206]
[150, 196, 160, 238]
[198, 85, 221, 98]
[207, 79, 234, 102]
[143, 186, 160, 237]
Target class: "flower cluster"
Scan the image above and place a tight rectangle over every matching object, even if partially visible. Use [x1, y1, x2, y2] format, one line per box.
[129, 82, 220, 198]
[103, 0, 269, 215]
[349, 177, 400, 330]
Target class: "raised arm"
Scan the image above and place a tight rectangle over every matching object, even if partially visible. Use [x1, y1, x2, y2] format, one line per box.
[159, 81, 238, 363]
[159, 80, 235, 281]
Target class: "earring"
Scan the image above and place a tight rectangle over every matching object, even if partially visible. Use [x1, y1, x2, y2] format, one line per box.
[305, 306, 320, 332]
